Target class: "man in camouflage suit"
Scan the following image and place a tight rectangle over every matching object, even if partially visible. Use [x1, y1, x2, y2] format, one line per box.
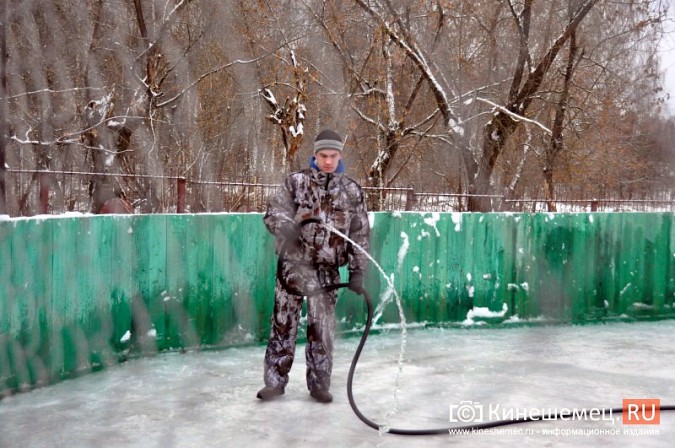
[257, 129, 370, 404]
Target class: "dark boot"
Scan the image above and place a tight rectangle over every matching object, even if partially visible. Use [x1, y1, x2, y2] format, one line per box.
[310, 388, 333, 403]
[257, 385, 285, 400]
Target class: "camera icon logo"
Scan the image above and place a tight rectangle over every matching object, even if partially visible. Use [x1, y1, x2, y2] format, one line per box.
[449, 400, 484, 423]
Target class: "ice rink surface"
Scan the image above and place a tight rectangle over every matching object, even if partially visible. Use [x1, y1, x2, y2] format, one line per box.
[1, 320, 673, 448]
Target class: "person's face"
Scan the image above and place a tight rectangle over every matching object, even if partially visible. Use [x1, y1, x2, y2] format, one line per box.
[315, 149, 341, 173]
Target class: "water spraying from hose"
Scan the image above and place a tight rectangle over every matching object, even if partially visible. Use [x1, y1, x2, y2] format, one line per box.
[320, 221, 408, 428]
[299, 219, 675, 436]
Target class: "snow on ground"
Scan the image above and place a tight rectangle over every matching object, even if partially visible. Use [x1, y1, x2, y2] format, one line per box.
[0, 320, 673, 448]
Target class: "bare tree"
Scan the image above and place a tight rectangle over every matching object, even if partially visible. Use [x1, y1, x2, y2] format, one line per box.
[1, 0, 670, 215]
[467, 0, 600, 210]
[259, 50, 309, 172]
[5, 0, 270, 213]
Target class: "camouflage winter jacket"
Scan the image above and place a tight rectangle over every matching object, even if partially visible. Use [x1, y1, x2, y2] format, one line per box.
[264, 165, 370, 276]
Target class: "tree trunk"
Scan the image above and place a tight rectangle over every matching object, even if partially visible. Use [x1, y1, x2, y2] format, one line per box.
[468, 112, 515, 211]
[84, 97, 117, 213]
[0, 0, 6, 214]
[544, 25, 580, 212]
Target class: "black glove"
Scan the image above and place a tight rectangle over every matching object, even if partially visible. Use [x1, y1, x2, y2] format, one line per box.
[348, 272, 365, 294]
[278, 223, 301, 250]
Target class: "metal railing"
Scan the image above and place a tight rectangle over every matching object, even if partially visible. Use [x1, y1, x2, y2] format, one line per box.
[4, 168, 675, 215]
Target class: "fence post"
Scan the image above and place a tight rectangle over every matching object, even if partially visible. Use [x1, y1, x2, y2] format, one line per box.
[39, 172, 49, 214]
[177, 177, 186, 213]
[591, 200, 598, 212]
[405, 188, 416, 211]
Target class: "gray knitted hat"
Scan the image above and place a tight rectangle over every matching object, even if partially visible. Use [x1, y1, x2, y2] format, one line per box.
[314, 129, 343, 153]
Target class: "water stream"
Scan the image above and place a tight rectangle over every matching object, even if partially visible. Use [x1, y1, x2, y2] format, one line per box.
[321, 222, 409, 431]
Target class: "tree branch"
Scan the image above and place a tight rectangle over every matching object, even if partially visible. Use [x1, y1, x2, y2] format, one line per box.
[476, 97, 552, 135]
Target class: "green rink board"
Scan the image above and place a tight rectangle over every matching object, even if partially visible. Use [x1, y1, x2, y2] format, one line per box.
[1, 212, 674, 395]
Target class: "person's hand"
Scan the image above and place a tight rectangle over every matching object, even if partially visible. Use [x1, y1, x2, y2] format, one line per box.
[348, 272, 365, 294]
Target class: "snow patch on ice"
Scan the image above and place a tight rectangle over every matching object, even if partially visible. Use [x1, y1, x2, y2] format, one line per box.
[364, 320, 427, 333]
[462, 303, 509, 326]
[504, 314, 553, 324]
[630, 302, 654, 310]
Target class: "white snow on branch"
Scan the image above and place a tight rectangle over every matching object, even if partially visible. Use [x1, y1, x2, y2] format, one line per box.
[162, 0, 189, 23]
[289, 123, 303, 137]
[10, 134, 76, 146]
[449, 118, 464, 136]
[476, 97, 552, 135]
[355, 0, 457, 132]
[5, 86, 104, 100]
[260, 88, 278, 107]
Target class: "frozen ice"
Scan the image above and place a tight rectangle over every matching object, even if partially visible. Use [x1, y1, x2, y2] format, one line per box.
[1, 320, 673, 447]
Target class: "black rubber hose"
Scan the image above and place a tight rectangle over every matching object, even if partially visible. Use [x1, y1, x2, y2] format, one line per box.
[346, 287, 675, 435]
[284, 217, 675, 435]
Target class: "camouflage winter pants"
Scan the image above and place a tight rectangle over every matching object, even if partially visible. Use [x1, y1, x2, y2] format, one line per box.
[263, 260, 340, 392]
